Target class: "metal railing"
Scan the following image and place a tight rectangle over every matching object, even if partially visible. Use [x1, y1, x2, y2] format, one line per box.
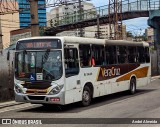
[46, 0, 160, 27]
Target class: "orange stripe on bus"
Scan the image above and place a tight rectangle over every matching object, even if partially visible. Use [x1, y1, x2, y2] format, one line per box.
[26, 89, 48, 94]
[116, 66, 149, 82]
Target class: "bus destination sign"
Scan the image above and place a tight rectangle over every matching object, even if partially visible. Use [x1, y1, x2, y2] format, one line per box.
[16, 39, 62, 50]
[25, 42, 52, 49]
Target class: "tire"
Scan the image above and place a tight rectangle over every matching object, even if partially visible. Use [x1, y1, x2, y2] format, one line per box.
[129, 78, 136, 94]
[42, 104, 65, 110]
[82, 86, 92, 106]
[42, 104, 52, 107]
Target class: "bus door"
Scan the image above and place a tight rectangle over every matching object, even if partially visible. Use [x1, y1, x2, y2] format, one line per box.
[64, 47, 81, 104]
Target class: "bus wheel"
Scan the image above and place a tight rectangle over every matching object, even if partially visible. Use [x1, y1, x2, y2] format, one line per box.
[42, 104, 53, 107]
[82, 86, 92, 106]
[129, 78, 136, 94]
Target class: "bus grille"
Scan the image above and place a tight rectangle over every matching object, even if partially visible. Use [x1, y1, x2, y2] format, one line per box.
[22, 81, 51, 89]
[26, 89, 47, 95]
[27, 96, 45, 100]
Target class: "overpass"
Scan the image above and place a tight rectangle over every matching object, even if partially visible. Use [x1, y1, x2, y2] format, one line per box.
[45, 0, 160, 35]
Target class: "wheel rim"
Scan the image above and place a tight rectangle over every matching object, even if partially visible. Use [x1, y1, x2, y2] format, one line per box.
[83, 90, 90, 102]
[131, 81, 135, 92]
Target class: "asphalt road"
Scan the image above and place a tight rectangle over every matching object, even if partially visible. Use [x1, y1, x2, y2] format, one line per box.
[0, 78, 160, 127]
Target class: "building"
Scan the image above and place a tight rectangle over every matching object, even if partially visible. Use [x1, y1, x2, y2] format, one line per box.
[87, 24, 126, 39]
[47, 2, 126, 39]
[0, 2, 20, 49]
[10, 28, 31, 45]
[47, 2, 96, 37]
[122, 25, 127, 40]
[18, 0, 46, 28]
[145, 27, 154, 43]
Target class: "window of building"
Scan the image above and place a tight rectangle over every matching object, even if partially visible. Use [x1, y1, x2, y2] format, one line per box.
[105, 45, 117, 64]
[79, 44, 91, 67]
[92, 45, 105, 66]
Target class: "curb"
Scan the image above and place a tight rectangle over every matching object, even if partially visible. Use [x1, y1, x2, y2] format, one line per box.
[151, 75, 160, 80]
[0, 101, 25, 109]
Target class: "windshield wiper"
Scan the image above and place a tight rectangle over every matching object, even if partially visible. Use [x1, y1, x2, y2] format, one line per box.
[42, 49, 50, 64]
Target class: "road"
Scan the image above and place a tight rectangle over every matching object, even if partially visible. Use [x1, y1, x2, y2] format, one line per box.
[0, 78, 160, 127]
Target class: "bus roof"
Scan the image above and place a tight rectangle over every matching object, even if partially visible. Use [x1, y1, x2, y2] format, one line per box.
[105, 40, 149, 47]
[63, 36, 105, 45]
[17, 36, 149, 47]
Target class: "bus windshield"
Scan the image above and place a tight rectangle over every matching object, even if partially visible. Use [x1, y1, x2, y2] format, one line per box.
[15, 50, 62, 81]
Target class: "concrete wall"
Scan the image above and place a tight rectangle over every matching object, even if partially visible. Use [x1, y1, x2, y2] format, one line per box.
[151, 50, 158, 76]
[1, 12, 20, 49]
[0, 50, 14, 102]
[0, 2, 19, 49]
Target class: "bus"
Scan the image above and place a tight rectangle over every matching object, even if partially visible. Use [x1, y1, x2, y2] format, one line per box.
[14, 36, 151, 106]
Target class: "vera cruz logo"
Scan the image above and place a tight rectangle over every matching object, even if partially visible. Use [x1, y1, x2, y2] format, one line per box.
[101, 67, 121, 77]
[97, 64, 141, 81]
[97, 66, 121, 81]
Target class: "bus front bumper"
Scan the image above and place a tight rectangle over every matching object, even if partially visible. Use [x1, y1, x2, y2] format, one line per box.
[15, 91, 65, 105]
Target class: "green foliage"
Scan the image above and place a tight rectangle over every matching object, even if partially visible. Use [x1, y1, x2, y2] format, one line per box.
[126, 31, 133, 37]
[39, 27, 45, 36]
[50, 19, 53, 27]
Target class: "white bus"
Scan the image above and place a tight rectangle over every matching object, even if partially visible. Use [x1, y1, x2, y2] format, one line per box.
[14, 36, 151, 106]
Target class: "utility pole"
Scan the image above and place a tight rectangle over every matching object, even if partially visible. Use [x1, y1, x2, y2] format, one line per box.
[97, 14, 100, 39]
[29, 0, 39, 36]
[0, 15, 3, 49]
[78, 0, 83, 37]
[109, 0, 123, 40]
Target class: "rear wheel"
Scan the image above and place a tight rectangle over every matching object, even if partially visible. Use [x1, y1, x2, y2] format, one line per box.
[129, 78, 136, 94]
[82, 86, 92, 106]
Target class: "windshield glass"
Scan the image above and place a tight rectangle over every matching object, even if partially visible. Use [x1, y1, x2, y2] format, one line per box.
[15, 50, 62, 81]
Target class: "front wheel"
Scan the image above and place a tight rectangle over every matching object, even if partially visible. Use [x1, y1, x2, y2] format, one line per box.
[82, 86, 92, 106]
[129, 78, 136, 94]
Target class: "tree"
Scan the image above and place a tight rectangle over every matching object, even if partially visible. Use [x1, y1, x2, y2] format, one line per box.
[126, 31, 133, 37]
[50, 19, 53, 27]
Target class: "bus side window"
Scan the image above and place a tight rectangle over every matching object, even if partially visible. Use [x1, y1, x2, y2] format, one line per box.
[92, 45, 105, 66]
[145, 47, 150, 63]
[79, 44, 91, 67]
[137, 46, 145, 63]
[128, 46, 137, 63]
[64, 48, 79, 77]
[105, 45, 117, 65]
[117, 46, 127, 64]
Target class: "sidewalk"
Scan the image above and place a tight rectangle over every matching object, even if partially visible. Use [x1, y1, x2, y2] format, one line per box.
[0, 75, 160, 109]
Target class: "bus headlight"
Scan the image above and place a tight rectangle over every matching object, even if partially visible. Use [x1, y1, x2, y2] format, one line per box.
[14, 85, 23, 94]
[49, 85, 64, 95]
